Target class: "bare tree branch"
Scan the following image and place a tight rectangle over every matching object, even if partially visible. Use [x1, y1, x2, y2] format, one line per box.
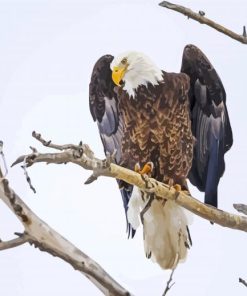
[159, 1, 247, 44]
[239, 277, 247, 288]
[233, 204, 247, 216]
[32, 131, 87, 152]
[0, 140, 8, 180]
[21, 157, 36, 193]
[162, 268, 176, 295]
[11, 132, 247, 233]
[0, 233, 30, 251]
[0, 165, 132, 296]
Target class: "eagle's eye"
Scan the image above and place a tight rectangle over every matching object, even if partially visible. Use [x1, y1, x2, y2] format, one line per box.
[121, 58, 127, 65]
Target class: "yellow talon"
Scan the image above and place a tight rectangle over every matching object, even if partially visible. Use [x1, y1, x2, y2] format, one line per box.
[135, 162, 154, 175]
[173, 184, 182, 192]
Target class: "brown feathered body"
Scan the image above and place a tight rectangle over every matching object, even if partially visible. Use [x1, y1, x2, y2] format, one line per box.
[119, 71, 193, 188]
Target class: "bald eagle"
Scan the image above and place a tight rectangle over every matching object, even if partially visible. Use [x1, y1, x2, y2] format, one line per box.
[89, 45, 232, 269]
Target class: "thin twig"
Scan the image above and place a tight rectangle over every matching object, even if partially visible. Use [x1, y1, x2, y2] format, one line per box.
[243, 26, 247, 37]
[32, 131, 86, 152]
[233, 204, 247, 216]
[0, 140, 8, 179]
[239, 277, 247, 288]
[21, 157, 36, 193]
[159, 1, 247, 44]
[162, 268, 176, 295]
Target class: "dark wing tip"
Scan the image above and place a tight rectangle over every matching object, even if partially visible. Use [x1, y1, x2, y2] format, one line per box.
[91, 54, 114, 75]
[182, 44, 198, 59]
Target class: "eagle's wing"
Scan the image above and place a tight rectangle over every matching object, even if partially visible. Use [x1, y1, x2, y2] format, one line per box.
[89, 55, 135, 237]
[181, 44, 233, 207]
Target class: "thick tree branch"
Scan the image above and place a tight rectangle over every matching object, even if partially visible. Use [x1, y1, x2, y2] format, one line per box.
[12, 132, 247, 232]
[0, 166, 132, 296]
[159, 1, 247, 44]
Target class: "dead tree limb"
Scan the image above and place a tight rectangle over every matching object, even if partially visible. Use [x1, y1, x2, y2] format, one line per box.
[233, 204, 247, 216]
[0, 233, 29, 251]
[239, 277, 247, 288]
[0, 164, 132, 296]
[12, 131, 247, 233]
[162, 268, 176, 295]
[159, 1, 247, 44]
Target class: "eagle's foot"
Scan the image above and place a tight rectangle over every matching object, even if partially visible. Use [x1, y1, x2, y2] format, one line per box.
[171, 184, 190, 195]
[170, 183, 190, 200]
[173, 184, 182, 192]
[135, 163, 156, 193]
[167, 179, 182, 192]
[140, 193, 155, 225]
[135, 162, 154, 176]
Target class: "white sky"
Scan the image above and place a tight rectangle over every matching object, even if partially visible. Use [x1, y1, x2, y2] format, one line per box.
[0, 0, 247, 295]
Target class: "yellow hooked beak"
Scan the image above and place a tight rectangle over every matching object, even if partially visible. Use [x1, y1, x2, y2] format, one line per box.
[112, 66, 127, 86]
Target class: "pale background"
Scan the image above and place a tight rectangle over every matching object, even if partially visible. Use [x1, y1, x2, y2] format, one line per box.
[0, 0, 246, 295]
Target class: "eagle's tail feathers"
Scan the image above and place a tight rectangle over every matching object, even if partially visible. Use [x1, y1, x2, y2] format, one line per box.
[127, 187, 192, 269]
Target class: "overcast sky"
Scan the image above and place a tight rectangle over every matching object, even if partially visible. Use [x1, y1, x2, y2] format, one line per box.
[0, 0, 247, 295]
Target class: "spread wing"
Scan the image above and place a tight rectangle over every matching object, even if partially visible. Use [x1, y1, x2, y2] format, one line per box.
[89, 55, 135, 237]
[181, 44, 233, 207]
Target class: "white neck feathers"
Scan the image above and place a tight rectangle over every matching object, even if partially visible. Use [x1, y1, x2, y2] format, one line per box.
[111, 51, 163, 98]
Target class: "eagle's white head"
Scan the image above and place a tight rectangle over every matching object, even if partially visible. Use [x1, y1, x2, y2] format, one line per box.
[110, 51, 163, 98]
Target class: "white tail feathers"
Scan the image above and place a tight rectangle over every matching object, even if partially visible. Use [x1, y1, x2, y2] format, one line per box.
[127, 186, 192, 269]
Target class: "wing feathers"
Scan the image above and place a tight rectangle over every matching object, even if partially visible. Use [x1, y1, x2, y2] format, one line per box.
[89, 54, 135, 236]
[181, 44, 233, 207]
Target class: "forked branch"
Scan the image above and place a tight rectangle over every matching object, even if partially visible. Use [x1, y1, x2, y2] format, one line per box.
[0, 160, 132, 296]
[0, 233, 30, 251]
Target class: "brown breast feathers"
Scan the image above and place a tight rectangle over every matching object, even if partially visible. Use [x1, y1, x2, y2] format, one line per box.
[119, 72, 193, 186]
